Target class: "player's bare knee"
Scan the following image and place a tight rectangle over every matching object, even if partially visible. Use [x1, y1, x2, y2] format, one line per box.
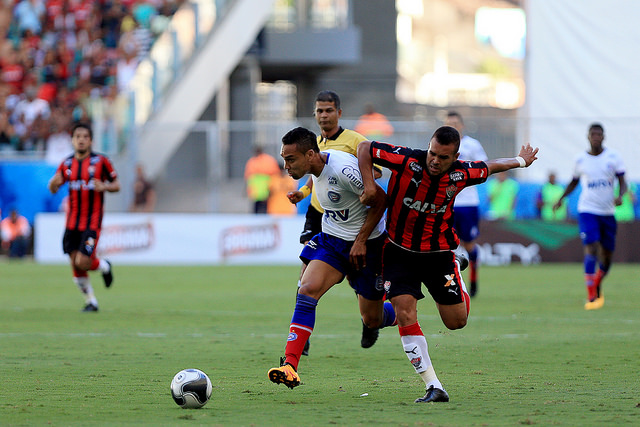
[73, 257, 90, 271]
[362, 314, 383, 329]
[445, 317, 467, 330]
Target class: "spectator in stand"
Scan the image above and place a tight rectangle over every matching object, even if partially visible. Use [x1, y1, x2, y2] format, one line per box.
[130, 163, 156, 212]
[354, 104, 394, 140]
[45, 110, 72, 165]
[244, 145, 280, 214]
[132, 0, 157, 31]
[1, 208, 31, 258]
[12, 82, 51, 150]
[0, 109, 18, 152]
[536, 172, 567, 221]
[486, 171, 519, 220]
[0, 3, 12, 39]
[116, 40, 139, 92]
[13, 0, 46, 36]
[1, 46, 26, 95]
[102, 0, 128, 49]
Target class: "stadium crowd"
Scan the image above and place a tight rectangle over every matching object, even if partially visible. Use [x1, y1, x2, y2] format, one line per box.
[0, 0, 184, 154]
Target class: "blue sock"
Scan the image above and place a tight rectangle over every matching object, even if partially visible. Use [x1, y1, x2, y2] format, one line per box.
[598, 263, 610, 274]
[584, 254, 597, 275]
[291, 293, 318, 329]
[382, 301, 396, 327]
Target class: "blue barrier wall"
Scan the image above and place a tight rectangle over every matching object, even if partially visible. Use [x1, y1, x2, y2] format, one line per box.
[0, 162, 67, 224]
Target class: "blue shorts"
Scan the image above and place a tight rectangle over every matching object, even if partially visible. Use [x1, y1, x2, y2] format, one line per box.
[578, 213, 617, 251]
[300, 232, 386, 301]
[453, 206, 480, 242]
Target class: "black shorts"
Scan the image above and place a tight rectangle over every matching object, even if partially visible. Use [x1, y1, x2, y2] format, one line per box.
[63, 229, 99, 257]
[299, 205, 323, 244]
[382, 240, 464, 305]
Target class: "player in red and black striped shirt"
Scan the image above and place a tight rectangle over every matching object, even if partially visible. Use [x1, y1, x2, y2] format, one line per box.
[358, 126, 538, 403]
[48, 122, 120, 312]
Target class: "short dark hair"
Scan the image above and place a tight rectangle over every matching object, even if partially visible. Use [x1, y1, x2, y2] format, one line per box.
[432, 126, 461, 152]
[315, 90, 341, 110]
[589, 122, 604, 133]
[72, 122, 93, 139]
[446, 111, 463, 123]
[282, 127, 319, 154]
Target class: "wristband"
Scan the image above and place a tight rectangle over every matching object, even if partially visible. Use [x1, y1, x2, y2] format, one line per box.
[299, 185, 311, 197]
[515, 156, 526, 168]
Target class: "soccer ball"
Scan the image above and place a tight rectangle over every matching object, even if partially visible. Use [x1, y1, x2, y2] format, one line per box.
[170, 369, 212, 409]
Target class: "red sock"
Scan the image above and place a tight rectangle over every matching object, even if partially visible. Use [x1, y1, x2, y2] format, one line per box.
[73, 267, 88, 278]
[284, 324, 313, 370]
[585, 273, 597, 301]
[470, 261, 477, 284]
[89, 257, 100, 271]
[398, 322, 423, 337]
[593, 269, 605, 288]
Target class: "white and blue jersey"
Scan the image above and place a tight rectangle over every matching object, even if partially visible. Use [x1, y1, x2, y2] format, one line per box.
[453, 135, 488, 208]
[300, 149, 386, 300]
[573, 148, 625, 216]
[313, 149, 385, 241]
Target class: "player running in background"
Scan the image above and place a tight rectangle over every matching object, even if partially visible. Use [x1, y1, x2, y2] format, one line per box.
[290, 90, 383, 352]
[358, 126, 538, 403]
[48, 122, 119, 312]
[553, 123, 626, 310]
[445, 111, 488, 297]
[268, 127, 396, 389]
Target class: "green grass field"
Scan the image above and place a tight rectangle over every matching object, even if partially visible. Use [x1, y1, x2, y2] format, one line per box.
[1, 260, 639, 426]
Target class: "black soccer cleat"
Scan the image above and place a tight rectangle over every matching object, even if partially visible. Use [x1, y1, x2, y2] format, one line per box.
[82, 303, 99, 312]
[302, 338, 310, 356]
[455, 253, 469, 271]
[361, 323, 380, 348]
[102, 260, 113, 288]
[415, 385, 449, 403]
[470, 281, 478, 297]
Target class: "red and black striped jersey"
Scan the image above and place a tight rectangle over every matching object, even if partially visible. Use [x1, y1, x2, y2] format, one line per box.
[370, 141, 488, 252]
[56, 152, 118, 231]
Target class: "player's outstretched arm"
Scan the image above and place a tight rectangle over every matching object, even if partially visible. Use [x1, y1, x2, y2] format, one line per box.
[486, 143, 539, 175]
[553, 178, 579, 212]
[615, 175, 627, 206]
[48, 172, 63, 194]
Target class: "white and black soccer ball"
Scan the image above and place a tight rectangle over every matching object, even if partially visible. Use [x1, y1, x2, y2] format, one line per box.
[170, 369, 212, 409]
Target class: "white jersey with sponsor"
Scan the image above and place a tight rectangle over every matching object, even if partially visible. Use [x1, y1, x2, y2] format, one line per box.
[573, 148, 626, 215]
[313, 149, 385, 241]
[453, 135, 488, 207]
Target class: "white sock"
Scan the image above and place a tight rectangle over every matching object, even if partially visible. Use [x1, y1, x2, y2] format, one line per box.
[74, 277, 98, 306]
[402, 335, 443, 390]
[99, 259, 110, 273]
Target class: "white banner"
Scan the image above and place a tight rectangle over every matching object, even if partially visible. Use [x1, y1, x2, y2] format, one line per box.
[521, 0, 640, 182]
[35, 213, 306, 265]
